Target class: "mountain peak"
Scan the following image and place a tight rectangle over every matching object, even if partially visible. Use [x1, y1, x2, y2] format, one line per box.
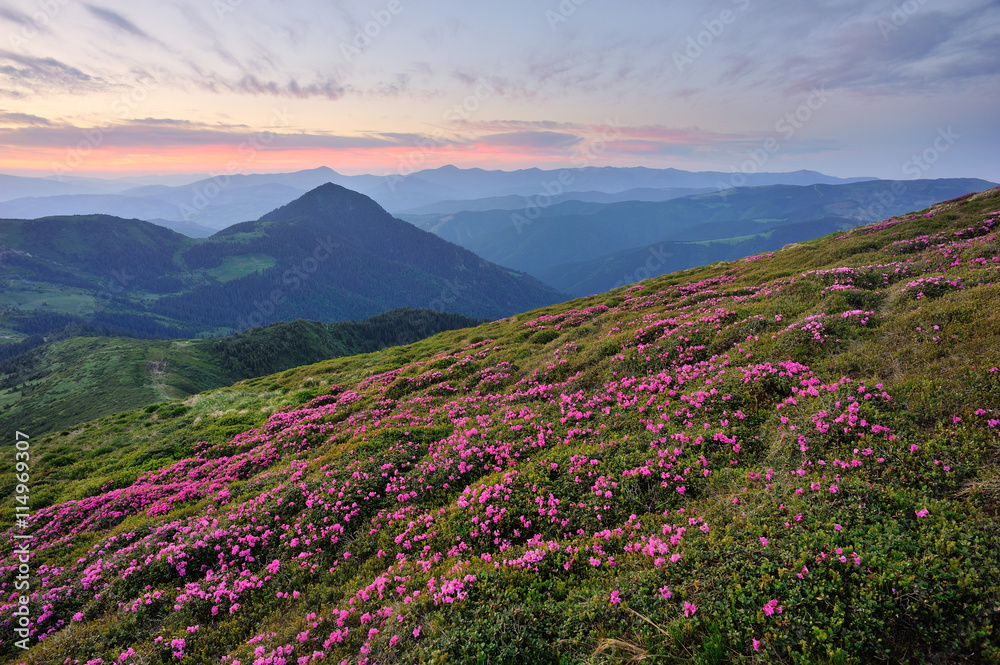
[257, 182, 386, 223]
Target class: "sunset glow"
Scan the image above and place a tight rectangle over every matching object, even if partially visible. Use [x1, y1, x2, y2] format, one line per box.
[0, 0, 997, 179]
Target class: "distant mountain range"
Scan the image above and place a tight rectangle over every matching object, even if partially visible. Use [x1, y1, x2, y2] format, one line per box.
[0, 184, 564, 340]
[0, 166, 876, 233]
[2, 177, 995, 346]
[401, 178, 997, 295]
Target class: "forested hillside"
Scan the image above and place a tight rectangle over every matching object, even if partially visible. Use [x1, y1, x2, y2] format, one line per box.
[0, 184, 564, 343]
[0, 309, 481, 437]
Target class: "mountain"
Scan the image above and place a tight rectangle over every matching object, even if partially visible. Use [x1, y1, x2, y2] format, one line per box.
[0, 173, 209, 203]
[535, 217, 861, 296]
[0, 183, 314, 232]
[2, 187, 998, 664]
[0, 166, 878, 232]
[0, 174, 127, 202]
[145, 217, 217, 238]
[402, 178, 996, 293]
[0, 183, 564, 340]
[386, 165, 875, 203]
[0, 308, 481, 437]
[146, 183, 565, 327]
[396, 187, 717, 216]
[0, 168, 369, 232]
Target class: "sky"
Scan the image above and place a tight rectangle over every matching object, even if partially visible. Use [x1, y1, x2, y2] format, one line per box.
[0, 0, 998, 181]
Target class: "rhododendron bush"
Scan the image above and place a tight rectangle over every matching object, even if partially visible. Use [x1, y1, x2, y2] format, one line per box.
[2, 189, 999, 664]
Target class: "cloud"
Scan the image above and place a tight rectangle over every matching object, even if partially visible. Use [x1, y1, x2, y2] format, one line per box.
[0, 118, 408, 151]
[707, 1, 1000, 97]
[477, 131, 581, 149]
[453, 120, 765, 148]
[85, 5, 155, 41]
[233, 74, 345, 100]
[0, 50, 99, 95]
[0, 7, 32, 26]
[451, 119, 584, 133]
[0, 110, 51, 125]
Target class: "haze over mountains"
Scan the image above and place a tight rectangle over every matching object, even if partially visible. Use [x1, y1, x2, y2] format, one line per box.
[0, 166, 876, 234]
[0, 184, 564, 342]
[401, 177, 996, 295]
[1, 174, 995, 346]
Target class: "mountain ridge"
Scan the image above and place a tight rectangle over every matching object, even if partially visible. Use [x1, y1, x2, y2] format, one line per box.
[0, 166, 883, 231]
[0, 183, 565, 339]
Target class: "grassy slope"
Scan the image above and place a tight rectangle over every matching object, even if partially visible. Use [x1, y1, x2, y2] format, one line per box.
[0, 336, 239, 437]
[0, 310, 481, 438]
[1, 190, 999, 664]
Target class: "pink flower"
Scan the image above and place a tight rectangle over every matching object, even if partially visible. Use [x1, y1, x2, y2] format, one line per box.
[910, 444, 919, 453]
[834, 523, 842, 531]
[752, 638, 762, 652]
[659, 585, 672, 600]
[683, 601, 697, 617]
[610, 590, 622, 605]
[759, 537, 768, 547]
[915, 508, 930, 518]
[762, 599, 783, 616]
[413, 625, 422, 638]
[73, 612, 84, 621]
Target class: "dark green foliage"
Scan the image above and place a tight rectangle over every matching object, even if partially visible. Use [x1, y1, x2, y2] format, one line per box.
[0, 308, 480, 437]
[0, 184, 564, 342]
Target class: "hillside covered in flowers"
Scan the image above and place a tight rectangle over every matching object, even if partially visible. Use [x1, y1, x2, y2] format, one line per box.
[3, 188, 1000, 664]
